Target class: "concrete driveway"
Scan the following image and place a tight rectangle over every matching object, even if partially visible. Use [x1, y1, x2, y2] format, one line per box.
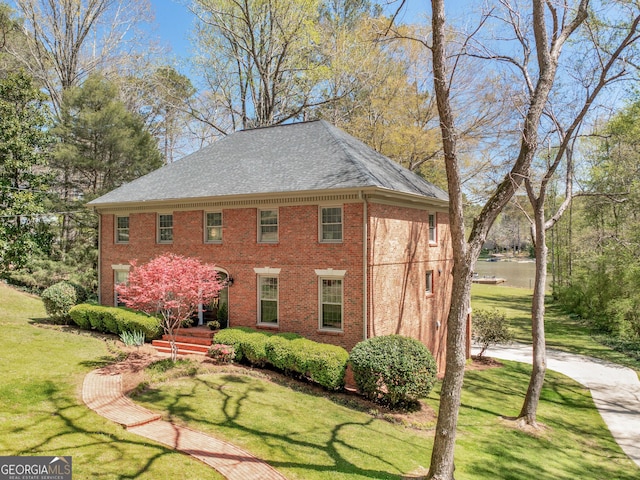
[473, 343, 640, 468]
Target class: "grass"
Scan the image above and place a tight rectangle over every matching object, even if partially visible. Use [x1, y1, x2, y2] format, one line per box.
[471, 283, 640, 374]
[2, 281, 639, 479]
[0, 283, 222, 480]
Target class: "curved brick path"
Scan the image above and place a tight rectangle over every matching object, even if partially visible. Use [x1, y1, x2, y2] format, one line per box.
[82, 370, 287, 480]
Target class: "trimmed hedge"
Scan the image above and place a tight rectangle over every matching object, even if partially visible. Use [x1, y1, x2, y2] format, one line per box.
[349, 335, 437, 408]
[213, 328, 347, 390]
[69, 304, 162, 340]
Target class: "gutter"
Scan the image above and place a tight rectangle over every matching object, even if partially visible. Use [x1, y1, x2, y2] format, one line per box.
[360, 191, 368, 341]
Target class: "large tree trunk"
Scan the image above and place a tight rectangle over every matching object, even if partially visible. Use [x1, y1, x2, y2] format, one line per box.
[518, 206, 548, 425]
[427, 261, 474, 479]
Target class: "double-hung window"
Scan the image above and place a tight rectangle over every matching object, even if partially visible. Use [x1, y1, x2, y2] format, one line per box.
[320, 206, 342, 242]
[113, 266, 130, 307]
[205, 211, 223, 243]
[258, 276, 278, 325]
[258, 209, 278, 243]
[158, 214, 173, 243]
[428, 213, 437, 243]
[115, 216, 129, 243]
[316, 269, 346, 331]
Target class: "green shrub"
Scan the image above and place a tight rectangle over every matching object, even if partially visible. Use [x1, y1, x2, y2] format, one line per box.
[213, 327, 252, 362]
[241, 330, 274, 366]
[42, 281, 77, 322]
[301, 341, 349, 390]
[68, 304, 162, 340]
[120, 330, 145, 347]
[265, 333, 303, 372]
[472, 308, 513, 357]
[349, 335, 437, 408]
[69, 304, 92, 329]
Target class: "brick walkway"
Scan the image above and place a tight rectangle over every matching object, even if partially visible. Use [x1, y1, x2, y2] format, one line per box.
[82, 370, 287, 480]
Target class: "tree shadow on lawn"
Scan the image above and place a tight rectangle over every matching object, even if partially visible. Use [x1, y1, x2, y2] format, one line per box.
[4, 381, 213, 479]
[136, 372, 427, 479]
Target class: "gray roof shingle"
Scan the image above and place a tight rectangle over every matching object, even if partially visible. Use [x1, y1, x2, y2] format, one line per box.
[88, 120, 448, 206]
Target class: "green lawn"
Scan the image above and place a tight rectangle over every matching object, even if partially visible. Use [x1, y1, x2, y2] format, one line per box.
[471, 283, 640, 373]
[2, 282, 639, 480]
[0, 283, 222, 480]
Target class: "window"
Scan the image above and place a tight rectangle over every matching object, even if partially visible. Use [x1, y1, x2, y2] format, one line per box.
[428, 213, 437, 243]
[320, 206, 342, 242]
[426, 270, 433, 295]
[258, 209, 278, 243]
[158, 214, 173, 243]
[205, 212, 223, 243]
[113, 268, 130, 307]
[258, 276, 278, 325]
[115, 216, 129, 243]
[320, 278, 343, 330]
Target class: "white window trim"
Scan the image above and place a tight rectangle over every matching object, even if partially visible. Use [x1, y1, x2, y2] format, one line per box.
[115, 215, 130, 244]
[157, 213, 174, 244]
[256, 273, 279, 326]
[428, 213, 437, 244]
[318, 276, 344, 332]
[112, 265, 131, 307]
[426, 269, 434, 295]
[319, 205, 343, 243]
[204, 211, 223, 244]
[257, 208, 279, 243]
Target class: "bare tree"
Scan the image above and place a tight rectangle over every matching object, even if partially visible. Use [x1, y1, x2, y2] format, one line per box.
[11, 0, 152, 117]
[518, 5, 640, 425]
[427, 1, 590, 478]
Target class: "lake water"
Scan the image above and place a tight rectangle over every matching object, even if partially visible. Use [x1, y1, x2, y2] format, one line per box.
[473, 259, 543, 290]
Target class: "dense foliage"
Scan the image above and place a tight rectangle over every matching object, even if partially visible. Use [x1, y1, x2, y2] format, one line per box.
[69, 303, 162, 340]
[349, 335, 437, 408]
[213, 327, 349, 390]
[556, 97, 640, 347]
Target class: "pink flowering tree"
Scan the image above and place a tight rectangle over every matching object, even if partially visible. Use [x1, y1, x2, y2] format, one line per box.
[116, 253, 224, 361]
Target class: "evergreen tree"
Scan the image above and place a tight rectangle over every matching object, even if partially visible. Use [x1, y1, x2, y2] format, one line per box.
[0, 71, 52, 271]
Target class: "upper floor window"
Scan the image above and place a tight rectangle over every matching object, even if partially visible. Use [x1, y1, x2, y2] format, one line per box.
[205, 211, 223, 243]
[115, 216, 129, 243]
[320, 206, 343, 243]
[158, 213, 173, 243]
[428, 213, 437, 243]
[258, 209, 278, 243]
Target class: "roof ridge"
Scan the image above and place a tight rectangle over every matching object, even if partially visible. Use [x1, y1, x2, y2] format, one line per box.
[318, 121, 383, 186]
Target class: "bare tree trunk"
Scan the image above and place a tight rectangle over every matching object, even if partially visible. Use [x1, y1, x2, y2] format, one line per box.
[518, 206, 547, 425]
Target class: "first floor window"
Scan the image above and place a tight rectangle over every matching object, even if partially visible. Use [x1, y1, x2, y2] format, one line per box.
[205, 211, 223, 243]
[114, 269, 129, 306]
[426, 270, 433, 295]
[258, 275, 278, 324]
[116, 216, 129, 243]
[320, 278, 343, 330]
[158, 214, 173, 243]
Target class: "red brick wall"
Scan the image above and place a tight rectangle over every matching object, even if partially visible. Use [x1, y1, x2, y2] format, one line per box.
[99, 200, 453, 370]
[100, 203, 365, 350]
[367, 203, 453, 372]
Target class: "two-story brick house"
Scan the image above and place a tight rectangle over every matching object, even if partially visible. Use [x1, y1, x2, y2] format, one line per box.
[88, 120, 453, 370]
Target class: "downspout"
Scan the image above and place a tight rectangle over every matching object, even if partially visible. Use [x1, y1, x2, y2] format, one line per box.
[360, 191, 368, 340]
[95, 209, 102, 305]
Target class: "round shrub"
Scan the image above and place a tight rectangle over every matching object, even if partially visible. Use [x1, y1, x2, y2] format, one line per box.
[41, 281, 77, 323]
[349, 335, 437, 409]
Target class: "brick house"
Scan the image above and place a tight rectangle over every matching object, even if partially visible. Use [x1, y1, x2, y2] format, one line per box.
[88, 120, 453, 370]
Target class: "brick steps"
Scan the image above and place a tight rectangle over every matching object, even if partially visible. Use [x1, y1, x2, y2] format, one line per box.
[151, 326, 216, 356]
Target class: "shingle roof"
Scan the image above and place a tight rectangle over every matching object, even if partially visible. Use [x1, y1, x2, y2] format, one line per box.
[88, 120, 448, 206]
